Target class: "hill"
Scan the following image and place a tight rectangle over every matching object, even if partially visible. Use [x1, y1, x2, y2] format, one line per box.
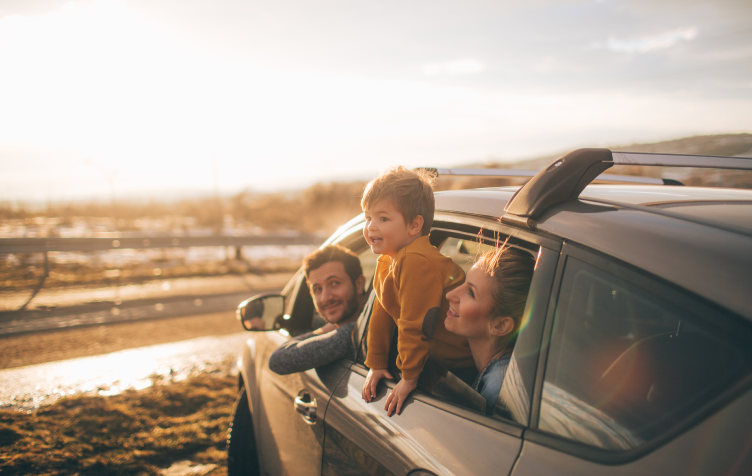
[435, 133, 752, 191]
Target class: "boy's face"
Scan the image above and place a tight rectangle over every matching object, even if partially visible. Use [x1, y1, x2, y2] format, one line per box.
[363, 198, 423, 257]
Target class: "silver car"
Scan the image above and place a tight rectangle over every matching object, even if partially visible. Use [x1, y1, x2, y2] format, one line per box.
[227, 148, 752, 475]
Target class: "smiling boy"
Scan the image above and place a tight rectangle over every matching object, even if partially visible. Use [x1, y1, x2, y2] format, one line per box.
[360, 166, 473, 415]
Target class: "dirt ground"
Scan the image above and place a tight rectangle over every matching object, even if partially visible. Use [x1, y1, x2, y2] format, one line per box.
[0, 310, 244, 370]
[1, 373, 236, 476]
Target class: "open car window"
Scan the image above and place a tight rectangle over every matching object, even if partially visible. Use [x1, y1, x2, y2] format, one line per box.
[432, 234, 539, 419]
[354, 230, 536, 421]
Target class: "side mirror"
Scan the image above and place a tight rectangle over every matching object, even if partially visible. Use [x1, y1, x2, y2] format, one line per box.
[236, 294, 286, 331]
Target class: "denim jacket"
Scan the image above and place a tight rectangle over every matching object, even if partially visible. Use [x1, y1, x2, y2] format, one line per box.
[472, 353, 511, 414]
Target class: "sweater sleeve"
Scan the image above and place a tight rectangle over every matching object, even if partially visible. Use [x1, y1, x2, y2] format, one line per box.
[395, 254, 445, 380]
[268, 321, 356, 375]
[364, 296, 396, 370]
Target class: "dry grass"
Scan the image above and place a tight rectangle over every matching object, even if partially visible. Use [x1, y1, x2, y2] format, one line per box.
[0, 258, 289, 291]
[0, 374, 236, 476]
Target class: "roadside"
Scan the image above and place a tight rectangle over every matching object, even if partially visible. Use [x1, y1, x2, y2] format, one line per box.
[0, 271, 294, 339]
[0, 271, 293, 312]
[1, 372, 236, 476]
[0, 310, 244, 370]
[1, 329, 255, 475]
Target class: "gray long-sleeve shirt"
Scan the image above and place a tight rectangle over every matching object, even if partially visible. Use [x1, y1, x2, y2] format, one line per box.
[268, 321, 356, 375]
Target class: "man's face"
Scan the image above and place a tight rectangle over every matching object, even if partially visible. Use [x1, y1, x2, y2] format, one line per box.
[307, 261, 364, 325]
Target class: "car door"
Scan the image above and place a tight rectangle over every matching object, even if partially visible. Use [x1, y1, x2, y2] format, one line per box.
[320, 223, 561, 475]
[512, 243, 752, 476]
[252, 222, 379, 476]
[252, 267, 350, 476]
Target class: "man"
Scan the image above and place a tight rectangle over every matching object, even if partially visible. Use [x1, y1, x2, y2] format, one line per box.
[268, 244, 372, 374]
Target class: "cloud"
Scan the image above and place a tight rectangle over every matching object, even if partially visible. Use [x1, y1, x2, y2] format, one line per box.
[422, 59, 486, 76]
[594, 28, 698, 53]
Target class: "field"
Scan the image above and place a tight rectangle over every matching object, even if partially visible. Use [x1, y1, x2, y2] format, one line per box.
[0, 373, 237, 476]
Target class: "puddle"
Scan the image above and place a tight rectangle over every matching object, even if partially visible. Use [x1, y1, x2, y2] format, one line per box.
[0, 332, 250, 411]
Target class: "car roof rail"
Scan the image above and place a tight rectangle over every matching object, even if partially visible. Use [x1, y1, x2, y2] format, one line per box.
[416, 167, 679, 185]
[500, 148, 752, 228]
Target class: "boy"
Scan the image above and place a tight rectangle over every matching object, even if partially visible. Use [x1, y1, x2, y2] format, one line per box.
[360, 166, 473, 416]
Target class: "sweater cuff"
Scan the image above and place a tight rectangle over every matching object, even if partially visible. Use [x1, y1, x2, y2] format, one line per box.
[365, 353, 389, 370]
[400, 367, 423, 381]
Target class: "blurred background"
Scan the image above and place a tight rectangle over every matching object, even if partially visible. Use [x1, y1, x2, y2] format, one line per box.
[1, 0, 751, 325]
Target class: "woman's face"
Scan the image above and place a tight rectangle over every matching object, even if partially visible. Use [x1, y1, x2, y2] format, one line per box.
[445, 263, 497, 339]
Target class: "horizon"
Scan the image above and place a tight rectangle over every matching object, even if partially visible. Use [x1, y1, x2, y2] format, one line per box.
[3, 131, 752, 208]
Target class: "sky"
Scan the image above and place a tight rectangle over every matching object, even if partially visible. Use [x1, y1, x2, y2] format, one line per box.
[1, 0, 750, 203]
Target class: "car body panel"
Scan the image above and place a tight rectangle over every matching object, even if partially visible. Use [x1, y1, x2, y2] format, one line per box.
[512, 387, 752, 476]
[239, 328, 349, 475]
[322, 365, 523, 476]
[536, 201, 752, 320]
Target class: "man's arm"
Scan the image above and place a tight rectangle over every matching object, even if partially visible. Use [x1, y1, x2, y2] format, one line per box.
[268, 321, 356, 375]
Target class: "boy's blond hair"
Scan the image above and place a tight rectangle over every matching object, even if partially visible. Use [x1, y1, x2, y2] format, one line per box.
[361, 166, 436, 236]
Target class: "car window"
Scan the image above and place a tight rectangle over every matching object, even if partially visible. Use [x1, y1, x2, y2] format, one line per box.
[411, 235, 538, 419]
[539, 256, 752, 451]
[353, 228, 542, 420]
[440, 237, 496, 274]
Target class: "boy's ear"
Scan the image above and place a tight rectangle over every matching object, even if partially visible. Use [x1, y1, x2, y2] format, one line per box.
[408, 215, 424, 237]
[490, 316, 515, 338]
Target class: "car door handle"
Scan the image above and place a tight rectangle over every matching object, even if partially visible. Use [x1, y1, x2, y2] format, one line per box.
[295, 391, 317, 423]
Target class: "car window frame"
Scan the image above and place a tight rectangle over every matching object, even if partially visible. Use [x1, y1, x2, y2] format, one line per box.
[526, 241, 752, 464]
[427, 226, 559, 424]
[347, 215, 562, 436]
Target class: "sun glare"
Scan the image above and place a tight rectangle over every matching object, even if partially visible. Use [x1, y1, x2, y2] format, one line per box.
[0, 0, 750, 201]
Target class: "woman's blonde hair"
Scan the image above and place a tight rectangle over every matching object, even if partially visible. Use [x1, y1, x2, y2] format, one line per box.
[475, 237, 536, 325]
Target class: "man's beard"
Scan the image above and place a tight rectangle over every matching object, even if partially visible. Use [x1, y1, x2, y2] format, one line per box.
[340, 288, 360, 322]
[322, 287, 360, 324]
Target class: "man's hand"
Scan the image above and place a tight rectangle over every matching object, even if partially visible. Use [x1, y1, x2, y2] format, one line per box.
[362, 368, 393, 402]
[384, 377, 417, 416]
[313, 322, 337, 335]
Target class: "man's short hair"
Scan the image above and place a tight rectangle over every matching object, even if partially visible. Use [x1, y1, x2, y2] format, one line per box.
[360, 166, 435, 236]
[303, 244, 363, 285]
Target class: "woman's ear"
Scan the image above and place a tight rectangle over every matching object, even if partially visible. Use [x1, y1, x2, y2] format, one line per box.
[490, 316, 516, 338]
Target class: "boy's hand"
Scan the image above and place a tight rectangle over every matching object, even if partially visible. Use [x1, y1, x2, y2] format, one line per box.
[385, 377, 418, 416]
[362, 368, 393, 402]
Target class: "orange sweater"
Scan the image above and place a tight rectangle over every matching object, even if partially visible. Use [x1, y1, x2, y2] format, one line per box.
[364, 235, 473, 380]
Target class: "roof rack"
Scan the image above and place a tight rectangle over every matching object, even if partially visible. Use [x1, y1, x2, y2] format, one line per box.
[418, 167, 680, 185]
[499, 148, 752, 228]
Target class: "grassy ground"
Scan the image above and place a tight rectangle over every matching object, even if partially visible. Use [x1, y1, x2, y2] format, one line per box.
[0, 373, 236, 476]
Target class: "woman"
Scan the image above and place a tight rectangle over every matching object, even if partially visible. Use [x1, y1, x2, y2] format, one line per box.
[444, 244, 535, 413]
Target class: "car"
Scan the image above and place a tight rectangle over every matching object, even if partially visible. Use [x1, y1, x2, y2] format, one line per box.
[226, 148, 752, 476]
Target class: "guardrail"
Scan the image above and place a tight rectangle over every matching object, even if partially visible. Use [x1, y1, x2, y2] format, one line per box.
[0, 234, 323, 254]
[0, 234, 323, 312]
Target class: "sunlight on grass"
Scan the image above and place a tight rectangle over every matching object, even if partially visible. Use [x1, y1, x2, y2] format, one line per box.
[0, 373, 236, 475]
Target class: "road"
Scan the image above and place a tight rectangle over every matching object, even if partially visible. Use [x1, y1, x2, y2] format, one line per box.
[0, 310, 245, 370]
[0, 271, 294, 366]
[0, 328, 251, 411]
[0, 273, 293, 410]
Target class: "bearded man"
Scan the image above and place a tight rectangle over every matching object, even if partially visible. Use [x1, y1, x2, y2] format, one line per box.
[268, 244, 372, 374]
